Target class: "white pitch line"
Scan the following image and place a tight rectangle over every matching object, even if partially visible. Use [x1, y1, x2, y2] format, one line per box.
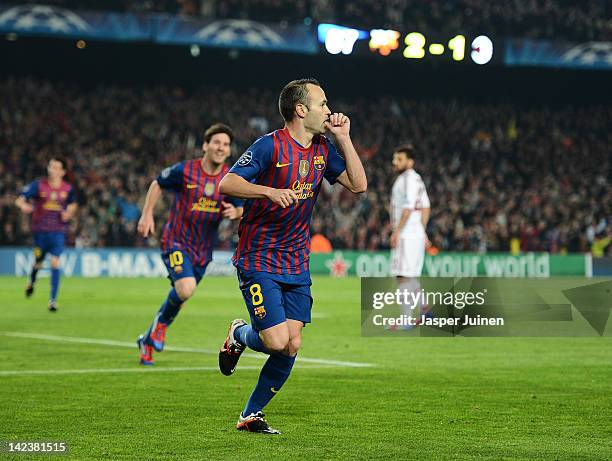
[0, 366, 259, 377]
[311, 312, 330, 319]
[0, 365, 330, 377]
[1, 332, 374, 368]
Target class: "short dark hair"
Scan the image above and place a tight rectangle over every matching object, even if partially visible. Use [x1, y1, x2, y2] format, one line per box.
[50, 156, 67, 170]
[394, 143, 415, 160]
[278, 78, 321, 122]
[204, 123, 234, 143]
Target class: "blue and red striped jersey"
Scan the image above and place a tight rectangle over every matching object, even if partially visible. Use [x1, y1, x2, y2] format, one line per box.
[158, 159, 242, 266]
[229, 128, 346, 279]
[21, 179, 75, 233]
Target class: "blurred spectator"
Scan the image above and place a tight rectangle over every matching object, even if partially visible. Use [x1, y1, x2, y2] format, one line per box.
[311, 234, 333, 253]
[311, 220, 333, 253]
[21, 0, 612, 41]
[591, 230, 611, 257]
[0, 77, 610, 254]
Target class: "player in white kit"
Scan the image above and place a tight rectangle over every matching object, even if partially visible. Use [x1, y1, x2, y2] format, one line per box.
[389, 144, 431, 323]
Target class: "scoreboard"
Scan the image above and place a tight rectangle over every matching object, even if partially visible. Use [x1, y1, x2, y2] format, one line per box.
[318, 23, 496, 65]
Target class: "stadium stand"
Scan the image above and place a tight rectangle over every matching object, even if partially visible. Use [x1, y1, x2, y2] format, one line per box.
[1, 78, 609, 254]
[9, 0, 611, 41]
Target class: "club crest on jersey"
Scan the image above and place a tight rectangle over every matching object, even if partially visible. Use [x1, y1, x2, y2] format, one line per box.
[174, 265, 183, 274]
[299, 160, 310, 178]
[204, 182, 215, 197]
[254, 306, 266, 319]
[314, 155, 325, 171]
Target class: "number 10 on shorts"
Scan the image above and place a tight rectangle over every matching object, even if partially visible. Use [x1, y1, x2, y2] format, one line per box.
[169, 251, 183, 267]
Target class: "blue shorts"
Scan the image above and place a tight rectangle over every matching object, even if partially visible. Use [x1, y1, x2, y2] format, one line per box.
[33, 232, 65, 258]
[237, 268, 313, 331]
[162, 249, 208, 285]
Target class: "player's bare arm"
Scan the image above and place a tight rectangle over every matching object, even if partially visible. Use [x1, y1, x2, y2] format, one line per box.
[421, 207, 431, 246]
[324, 113, 367, 194]
[390, 209, 412, 248]
[138, 180, 163, 237]
[61, 203, 78, 222]
[219, 173, 299, 209]
[15, 195, 34, 214]
[421, 207, 430, 228]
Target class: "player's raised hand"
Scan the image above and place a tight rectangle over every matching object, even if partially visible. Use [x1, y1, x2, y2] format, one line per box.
[221, 201, 241, 220]
[267, 188, 299, 208]
[324, 112, 350, 137]
[138, 213, 155, 237]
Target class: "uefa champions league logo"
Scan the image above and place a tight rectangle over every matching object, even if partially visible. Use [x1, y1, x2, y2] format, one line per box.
[195, 20, 284, 47]
[561, 42, 612, 66]
[237, 151, 253, 166]
[0, 4, 90, 33]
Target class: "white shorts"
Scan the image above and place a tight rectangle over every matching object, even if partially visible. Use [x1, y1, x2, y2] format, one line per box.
[390, 235, 425, 277]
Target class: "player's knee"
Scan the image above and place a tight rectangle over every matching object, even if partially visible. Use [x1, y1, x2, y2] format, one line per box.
[50, 257, 60, 269]
[287, 335, 301, 355]
[263, 333, 290, 354]
[175, 278, 196, 300]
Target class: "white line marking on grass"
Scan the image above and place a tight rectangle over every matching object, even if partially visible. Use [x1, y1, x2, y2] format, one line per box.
[1, 332, 374, 368]
[311, 312, 330, 319]
[0, 365, 330, 377]
[0, 366, 258, 376]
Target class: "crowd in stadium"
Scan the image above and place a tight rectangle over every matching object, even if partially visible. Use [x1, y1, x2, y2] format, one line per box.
[0, 78, 610, 255]
[22, 0, 612, 41]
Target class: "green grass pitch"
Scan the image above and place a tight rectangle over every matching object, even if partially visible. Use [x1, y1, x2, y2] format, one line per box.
[1, 276, 611, 460]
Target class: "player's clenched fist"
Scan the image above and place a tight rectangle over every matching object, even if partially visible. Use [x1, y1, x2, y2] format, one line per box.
[267, 188, 299, 208]
[324, 112, 350, 137]
[138, 213, 155, 237]
[221, 201, 241, 220]
[60, 210, 72, 222]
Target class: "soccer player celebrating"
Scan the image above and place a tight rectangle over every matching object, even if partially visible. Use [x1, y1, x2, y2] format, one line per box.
[218, 78, 367, 434]
[136, 123, 243, 366]
[389, 144, 431, 322]
[16, 157, 77, 312]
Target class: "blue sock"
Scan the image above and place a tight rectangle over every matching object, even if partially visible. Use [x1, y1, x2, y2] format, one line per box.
[234, 324, 269, 354]
[157, 288, 184, 325]
[243, 353, 296, 416]
[50, 268, 60, 301]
